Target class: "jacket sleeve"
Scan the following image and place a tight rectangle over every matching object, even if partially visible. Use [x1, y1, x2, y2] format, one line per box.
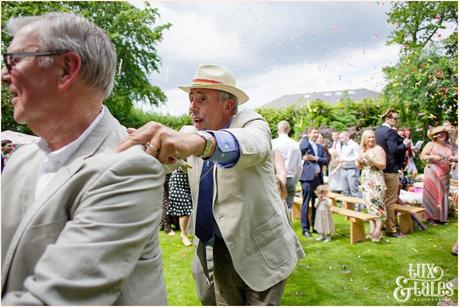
[225, 116, 272, 170]
[2, 150, 165, 306]
[317, 145, 330, 166]
[386, 128, 406, 156]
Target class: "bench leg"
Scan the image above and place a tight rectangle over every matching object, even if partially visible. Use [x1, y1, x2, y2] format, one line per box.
[331, 198, 336, 207]
[343, 202, 355, 220]
[398, 212, 414, 234]
[292, 202, 301, 220]
[350, 218, 365, 244]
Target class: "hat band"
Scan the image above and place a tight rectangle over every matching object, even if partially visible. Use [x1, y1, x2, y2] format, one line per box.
[192, 78, 223, 84]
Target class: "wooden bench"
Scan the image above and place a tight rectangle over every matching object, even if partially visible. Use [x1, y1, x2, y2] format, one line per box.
[330, 207, 375, 244]
[292, 192, 343, 220]
[327, 191, 343, 207]
[293, 196, 374, 244]
[291, 186, 343, 218]
[292, 193, 359, 219]
[335, 195, 366, 221]
[335, 195, 366, 210]
[292, 196, 302, 220]
[393, 204, 425, 234]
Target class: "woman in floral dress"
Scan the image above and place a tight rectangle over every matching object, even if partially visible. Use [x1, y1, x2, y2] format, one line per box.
[357, 129, 387, 242]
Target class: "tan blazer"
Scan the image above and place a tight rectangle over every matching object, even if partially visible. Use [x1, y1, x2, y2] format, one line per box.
[185, 109, 305, 292]
[1, 110, 167, 305]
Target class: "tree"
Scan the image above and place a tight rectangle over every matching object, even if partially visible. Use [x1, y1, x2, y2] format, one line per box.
[384, 1, 458, 134]
[387, 1, 457, 53]
[1, 1, 171, 132]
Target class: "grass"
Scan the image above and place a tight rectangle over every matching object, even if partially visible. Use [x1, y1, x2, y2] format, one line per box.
[160, 216, 458, 306]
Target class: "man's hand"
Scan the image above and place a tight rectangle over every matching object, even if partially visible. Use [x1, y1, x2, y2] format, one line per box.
[403, 138, 412, 146]
[114, 122, 205, 164]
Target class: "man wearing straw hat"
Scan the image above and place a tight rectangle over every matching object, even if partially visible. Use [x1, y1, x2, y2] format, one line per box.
[116, 64, 305, 305]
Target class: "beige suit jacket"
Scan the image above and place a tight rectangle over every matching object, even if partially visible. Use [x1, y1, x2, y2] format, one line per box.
[185, 109, 305, 292]
[1, 109, 167, 305]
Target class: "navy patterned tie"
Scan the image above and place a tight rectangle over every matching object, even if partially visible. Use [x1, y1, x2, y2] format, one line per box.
[195, 161, 215, 243]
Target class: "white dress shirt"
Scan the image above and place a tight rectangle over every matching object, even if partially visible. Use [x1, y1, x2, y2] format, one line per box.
[34, 107, 105, 200]
[339, 139, 360, 168]
[272, 134, 302, 179]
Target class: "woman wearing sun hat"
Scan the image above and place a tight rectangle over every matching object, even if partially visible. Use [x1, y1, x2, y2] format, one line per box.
[420, 125, 457, 224]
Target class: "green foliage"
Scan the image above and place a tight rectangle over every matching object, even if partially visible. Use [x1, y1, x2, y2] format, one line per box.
[257, 97, 388, 142]
[383, 48, 457, 130]
[387, 1, 457, 52]
[384, 1, 458, 134]
[1, 1, 170, 132]
[125, 108, 191, 131]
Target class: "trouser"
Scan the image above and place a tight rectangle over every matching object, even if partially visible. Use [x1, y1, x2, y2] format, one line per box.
[285, 177, 297, 209]
[341, 168, 361, 198]
[300, 177, 321, 232]
[212, 237, 286, 305]
[383, 173, 400, 233]
[192, 245, 216, 305]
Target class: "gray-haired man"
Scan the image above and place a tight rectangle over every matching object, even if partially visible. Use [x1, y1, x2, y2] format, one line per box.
[1, 13, 166, 305]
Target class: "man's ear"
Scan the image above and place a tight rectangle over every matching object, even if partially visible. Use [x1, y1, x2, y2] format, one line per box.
[224, 99, 235, 114]
[58, 51, 81, 91]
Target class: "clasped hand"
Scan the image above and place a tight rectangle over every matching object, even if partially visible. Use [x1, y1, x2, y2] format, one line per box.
[114, 122, 203, 164]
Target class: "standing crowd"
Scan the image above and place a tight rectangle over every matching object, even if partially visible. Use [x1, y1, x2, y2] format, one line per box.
[1, 11, 456, 306]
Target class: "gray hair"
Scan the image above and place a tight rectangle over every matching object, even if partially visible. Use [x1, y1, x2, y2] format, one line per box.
[219, 91, 238, 115]
[6, 12, 117, 98]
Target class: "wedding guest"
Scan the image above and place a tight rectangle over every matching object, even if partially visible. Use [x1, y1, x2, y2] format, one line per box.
[420, 126, 456, 224]
[376, 109, 409, 236]
[328, 131, 343, 193]
[168, 168, 193, 246]
[1, 12, 166, 305]
[356, 130, 387, 242]
[313, 185, 334, 242]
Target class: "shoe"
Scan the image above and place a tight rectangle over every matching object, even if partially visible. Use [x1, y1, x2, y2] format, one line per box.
[451, 243, 458, 256]
[181, 235, 192, 247]
[315, 235, 324, 241]
[302, 231, 311, 237]
[371, 231, 382, 243]
[312, 229, 318, 234]
[385, 232, 404, 238]
[323, 236, 331, 242]
[167, 230, 176, 236]
[365, 233, 374, 240]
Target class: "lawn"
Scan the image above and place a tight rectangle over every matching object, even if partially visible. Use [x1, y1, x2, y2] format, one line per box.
[160, 216, 458, 306]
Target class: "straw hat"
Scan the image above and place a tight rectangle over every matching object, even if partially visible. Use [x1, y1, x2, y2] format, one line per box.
[427, 125, 449, 140]
[179, 64, 249, 104]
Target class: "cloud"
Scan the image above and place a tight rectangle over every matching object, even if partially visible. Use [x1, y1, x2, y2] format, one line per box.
[136, 1, 400, 116]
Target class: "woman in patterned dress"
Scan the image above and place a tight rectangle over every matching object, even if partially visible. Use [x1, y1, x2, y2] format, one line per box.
[420, 126, 456, 224]
[160, 173, 175, 235]
[357, 129, 387, 242]
[168, 168, 193, 246]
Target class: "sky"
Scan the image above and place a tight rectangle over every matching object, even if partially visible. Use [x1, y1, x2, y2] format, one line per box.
[131, 1, 401, 116]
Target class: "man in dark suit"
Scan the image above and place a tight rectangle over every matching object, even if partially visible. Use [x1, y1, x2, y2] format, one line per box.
[376, 109, 410, 236]
[299, 127, 329, 237]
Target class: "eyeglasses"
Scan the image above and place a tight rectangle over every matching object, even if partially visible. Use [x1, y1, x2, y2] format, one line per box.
[2, 50, 68, 73]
